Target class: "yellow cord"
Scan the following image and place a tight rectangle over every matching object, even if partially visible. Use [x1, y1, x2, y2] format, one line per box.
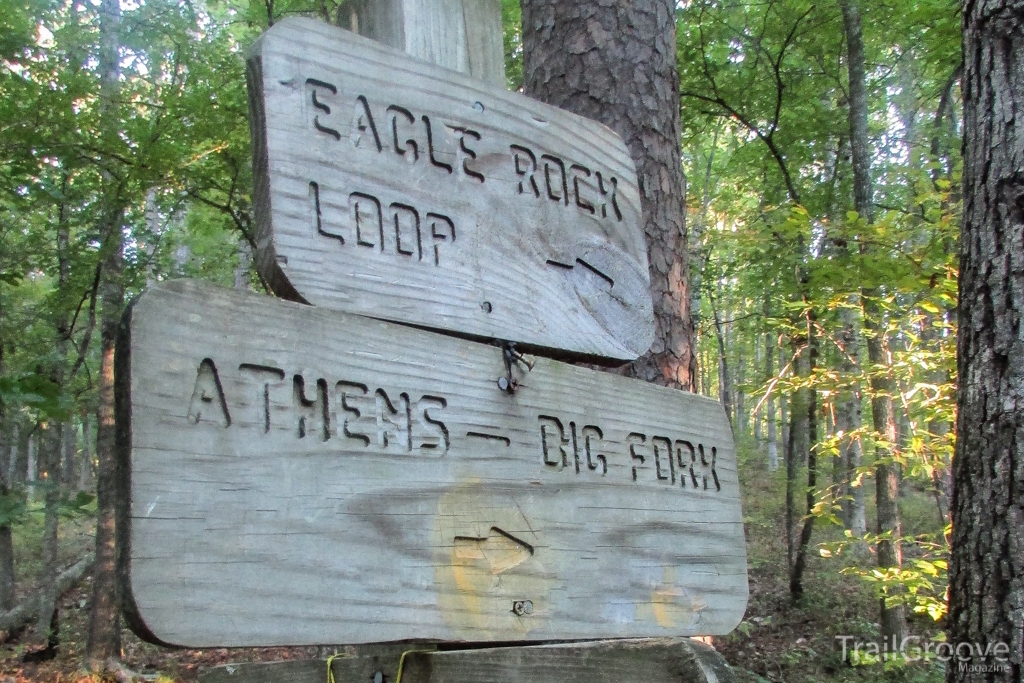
[327, 649, 433, 683]
[394, 649, 434, 683]
[326, 653, 344, 683]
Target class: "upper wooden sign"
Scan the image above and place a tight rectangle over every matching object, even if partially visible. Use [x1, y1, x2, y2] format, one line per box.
[246, 17, 653, 361]
[118, 281, 746, 647]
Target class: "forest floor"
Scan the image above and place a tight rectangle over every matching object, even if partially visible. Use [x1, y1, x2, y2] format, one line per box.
[0, 445, 947, 682]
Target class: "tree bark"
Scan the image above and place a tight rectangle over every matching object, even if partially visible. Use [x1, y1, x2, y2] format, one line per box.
[86, 0, 124, 666]
[520, 0, 695, 390]
[948, 1, 1024, 679]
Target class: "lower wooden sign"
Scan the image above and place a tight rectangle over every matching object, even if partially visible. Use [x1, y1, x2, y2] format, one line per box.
[200, 638, 737, 683]
[117, 280, 746, 647]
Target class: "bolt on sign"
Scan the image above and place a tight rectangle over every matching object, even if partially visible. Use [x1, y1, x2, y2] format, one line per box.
[118, 281, 747, 647]
[246, 17, 653, 361]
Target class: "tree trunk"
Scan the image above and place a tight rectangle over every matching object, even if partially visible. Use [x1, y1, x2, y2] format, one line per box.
[780, 347, 789, 461]
[521, 0, 695, 390]
[26, 434, 37, 504]
[0, 319, 13, 612]
[786, 337, 809, 581]
[765, 331, 778, 471]
[836, 303, 865, 537]
[709, 288, 733, 428]
[38, 175, 73, 645]
[948, 1, 1024, 679]
[36, 423, 62, 640]
[790, 316, 817, 600]
[86, 0, 124, 666]
[78, 415, 92, 492]
[842, 0, 908, 646]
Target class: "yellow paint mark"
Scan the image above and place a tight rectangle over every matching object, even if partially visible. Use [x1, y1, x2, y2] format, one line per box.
[640, 566, 707, 631]
[432, 481, 553, 639]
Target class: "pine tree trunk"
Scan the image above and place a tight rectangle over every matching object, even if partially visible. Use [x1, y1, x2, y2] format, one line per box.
[86, 0, 124, 666]
[948, 1, 1024, 679]
[520, 0, 694, 390]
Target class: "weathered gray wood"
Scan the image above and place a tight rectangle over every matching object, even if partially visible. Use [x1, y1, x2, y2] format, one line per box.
[345, 0, 505, 87]
[118, 280, 745, 647]
[200, 639, 736, 683]
[201, 644, 427, 683]
[246, 17, 653, 362]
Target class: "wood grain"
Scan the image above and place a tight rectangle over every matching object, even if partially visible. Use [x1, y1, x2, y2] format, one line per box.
[118, 280, 745, 647]
[200, 639, 736, 683]
[345, 0, 505, 87]
[246, 17, 653, 361]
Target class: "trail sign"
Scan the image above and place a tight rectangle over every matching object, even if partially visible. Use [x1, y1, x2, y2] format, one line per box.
[118, 280, 746, 647]
[246, 17, 653, 361]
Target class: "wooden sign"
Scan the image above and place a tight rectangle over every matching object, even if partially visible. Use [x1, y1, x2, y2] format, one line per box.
[200, 638, 735, 683]
[118, 280, 745, 647]
[246, 17, 653, 361]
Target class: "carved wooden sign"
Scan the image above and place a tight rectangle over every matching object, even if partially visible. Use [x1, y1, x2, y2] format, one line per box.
[118, 281, 746, 647]
[246, 17, 653, 361]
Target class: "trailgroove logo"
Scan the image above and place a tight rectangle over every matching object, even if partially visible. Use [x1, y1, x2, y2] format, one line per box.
[836, 635, 1011, 670]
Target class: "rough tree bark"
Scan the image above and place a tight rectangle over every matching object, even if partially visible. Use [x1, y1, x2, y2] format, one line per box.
[86, 0, 124, 667]
[948, 1, 1024, 680]
[520, 0, 695, 390]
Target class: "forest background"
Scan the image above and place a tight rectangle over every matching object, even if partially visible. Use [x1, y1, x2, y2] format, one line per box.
[0, 0, 963, 681]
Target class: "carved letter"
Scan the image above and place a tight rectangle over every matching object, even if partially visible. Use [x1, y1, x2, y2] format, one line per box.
[676, 440, 697, 488]
[422, 116, 453, 174]
[511, 144, 540, 196]
[387, 105, 419, 162]
[310, 182, 344, 244]
[350, 192, 383, 249]
[538, 415, 570, 468]
[337, 381, 371, 446]
[293, 373, 329, 441]
[187, 358, 230, 427]
[375, 388, 411, 450]
[239, 364, 285, 432]
[695, 444, 721, 491]
[307, 79, 340, 140]
[426, 213, 455, 266]
[652, 436, 674, 483]
[581, 425, 607, 475]
[350, 95, 382, 151]
[415, 395, 449, 454]
[596, 172, 623, 221]
[628, 432, 647, 482]
[455, 128, 484, 182]
[570, 164, 595, 214]
[390, 203, 421, 259]
[542, 154, 568, 205]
